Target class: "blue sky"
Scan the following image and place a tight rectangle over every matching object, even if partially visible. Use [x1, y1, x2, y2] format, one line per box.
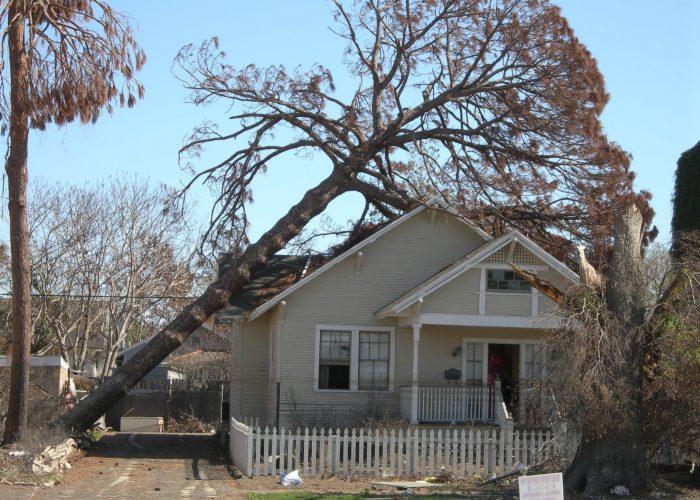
[2, 0, 698, 247]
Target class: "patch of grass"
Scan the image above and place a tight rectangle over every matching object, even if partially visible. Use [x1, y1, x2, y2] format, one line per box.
[0, 450, 62, 485]
[0, 424, 72, 485]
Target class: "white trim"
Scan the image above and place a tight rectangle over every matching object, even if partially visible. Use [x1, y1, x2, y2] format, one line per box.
[460, 340, 486, 384]
[0, 356, 69, 369]
[476, 263, 550, 271]
[531, 271, 539, 317]
[478, 268, 486, 316]
[410, 323, 421, 424]
[314, 324, 396, 393]
[250, 201, 491, 321]
[460, 336, 546, 346]
[350, 329, 360, 390]
[509, 231, 580, 283]
[419, 312, 564, 329]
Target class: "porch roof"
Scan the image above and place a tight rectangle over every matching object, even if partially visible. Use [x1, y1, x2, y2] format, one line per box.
[375, 230, 579, 318]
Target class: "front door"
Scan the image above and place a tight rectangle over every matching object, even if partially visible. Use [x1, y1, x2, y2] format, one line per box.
[487, 343, 520, 416]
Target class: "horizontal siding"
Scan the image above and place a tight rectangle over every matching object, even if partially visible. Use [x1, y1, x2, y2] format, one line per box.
[275, 211, 486, 427]
[406, 325, 547, 387]
[238, 314, 274, 421]
[538, 270, 574, 316]
[422, 269, 480, 315]
[229, 321, 242, 417]
[415, 326, 465, 386]
[485, 293, 532, 316]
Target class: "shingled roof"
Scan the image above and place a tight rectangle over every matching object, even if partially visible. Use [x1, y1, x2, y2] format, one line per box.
[219, 254, 310, 316]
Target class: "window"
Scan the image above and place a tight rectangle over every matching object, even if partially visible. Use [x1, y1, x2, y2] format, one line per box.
[359, 331, 390, 390]
[487, 269, 531, 293]
[463, 342, 483, 382]
[316, 325, 394, 391]
[319, 330, 351, 389]
[524, 343, 546, 379]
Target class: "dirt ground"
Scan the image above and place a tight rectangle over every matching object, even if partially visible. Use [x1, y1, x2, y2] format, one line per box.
[0, 432, 698, 499]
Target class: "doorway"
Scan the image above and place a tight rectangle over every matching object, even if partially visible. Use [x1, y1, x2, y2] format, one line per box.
[487, 343, 520, 416]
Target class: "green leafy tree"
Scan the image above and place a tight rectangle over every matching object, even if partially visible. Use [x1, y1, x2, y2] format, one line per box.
[671, 140, 700, 258]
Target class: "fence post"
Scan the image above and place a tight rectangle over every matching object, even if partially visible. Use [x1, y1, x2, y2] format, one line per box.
[245, 424, 254, 477]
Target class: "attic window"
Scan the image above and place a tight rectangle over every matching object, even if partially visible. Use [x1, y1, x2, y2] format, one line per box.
[486, 269, 531, 293]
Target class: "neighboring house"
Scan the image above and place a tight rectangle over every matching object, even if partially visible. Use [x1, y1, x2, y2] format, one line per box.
[106, 320, 230, 429]
[225, 200, 579, 428]
[170, 350, 229, 386]
[116, 319, 229, 390]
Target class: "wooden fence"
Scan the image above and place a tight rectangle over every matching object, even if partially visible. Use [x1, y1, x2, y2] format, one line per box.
[105, 384, 224, 430]
[230, 417, 580, 478]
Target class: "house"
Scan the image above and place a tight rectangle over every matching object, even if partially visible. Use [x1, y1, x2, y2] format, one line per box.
[105, 321, 231, 430]
[224, 201, 578, 429]
[116, 320, 229, 390]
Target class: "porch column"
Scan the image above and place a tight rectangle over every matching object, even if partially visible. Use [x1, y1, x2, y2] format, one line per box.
[411, 323, 421, 424]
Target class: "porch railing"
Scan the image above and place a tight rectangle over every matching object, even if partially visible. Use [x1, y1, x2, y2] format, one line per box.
[400, 385, 495, 423]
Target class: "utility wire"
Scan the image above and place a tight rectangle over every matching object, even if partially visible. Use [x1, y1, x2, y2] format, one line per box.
[0, 292, 198, 300]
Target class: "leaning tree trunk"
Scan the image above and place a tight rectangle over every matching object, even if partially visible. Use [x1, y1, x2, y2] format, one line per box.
[61, 168, 354, 431]
[3, 2, 32, 445]
[564, 205, 648, 495]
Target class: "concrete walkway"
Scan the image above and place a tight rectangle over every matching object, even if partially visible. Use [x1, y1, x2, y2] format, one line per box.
[2, 432, 243, 499]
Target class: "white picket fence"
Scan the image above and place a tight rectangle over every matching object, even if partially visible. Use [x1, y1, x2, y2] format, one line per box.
[230, 417, 580, 478]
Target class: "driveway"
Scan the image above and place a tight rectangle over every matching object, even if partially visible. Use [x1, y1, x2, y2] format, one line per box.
[3, 432, 243, 499]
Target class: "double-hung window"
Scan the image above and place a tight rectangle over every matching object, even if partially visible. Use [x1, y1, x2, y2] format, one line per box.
[318, 330, 351, 389]
[316, 325, 394, 391]
[358, 331, 390, 390]
[463, 342, 484, 383]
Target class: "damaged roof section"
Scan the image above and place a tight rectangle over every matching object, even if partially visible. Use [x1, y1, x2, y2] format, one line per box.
[216, 223, 389, 318]
[218, 254, 311, 317]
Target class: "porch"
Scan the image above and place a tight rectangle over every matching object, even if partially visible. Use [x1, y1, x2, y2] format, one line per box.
[400, 322, 548, 425]
[399, 384, 495, 423]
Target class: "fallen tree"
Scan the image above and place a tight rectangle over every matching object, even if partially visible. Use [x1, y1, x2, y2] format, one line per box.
[62, 0, 644, 433]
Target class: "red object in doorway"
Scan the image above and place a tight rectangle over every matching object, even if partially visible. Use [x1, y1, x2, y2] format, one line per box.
[488, 352, 503, 385]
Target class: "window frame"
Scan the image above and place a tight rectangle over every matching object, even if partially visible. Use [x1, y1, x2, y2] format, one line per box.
[486, 268, 532, 294]
[318, 329, 352, 390]
[314, 324, 395, 393]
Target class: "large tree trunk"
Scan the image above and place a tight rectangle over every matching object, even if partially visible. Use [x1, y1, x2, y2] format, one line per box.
[62, 168, 353, 431]
[3, 2, 32, 445]
[3, 2, 32, 443]
[564, 205, 648, 495]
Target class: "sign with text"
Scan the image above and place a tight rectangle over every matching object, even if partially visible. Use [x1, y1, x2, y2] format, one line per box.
[518, 472, 564, 500]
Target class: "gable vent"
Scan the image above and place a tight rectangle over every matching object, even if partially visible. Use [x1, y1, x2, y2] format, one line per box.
[483, 246, 544, 265]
